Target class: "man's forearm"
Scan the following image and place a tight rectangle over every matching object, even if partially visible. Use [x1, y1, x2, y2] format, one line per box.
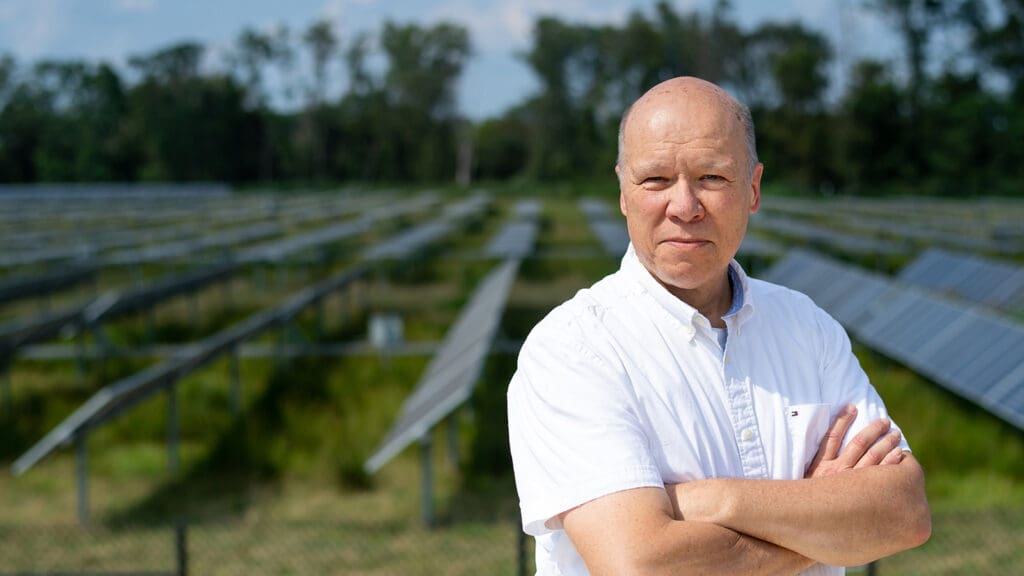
[668, 455, 931, 566]
[562, 487, 815, 576]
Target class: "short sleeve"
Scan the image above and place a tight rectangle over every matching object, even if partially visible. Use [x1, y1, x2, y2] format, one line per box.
[507, 310, 663, 536]
[814, 305, 912, 452]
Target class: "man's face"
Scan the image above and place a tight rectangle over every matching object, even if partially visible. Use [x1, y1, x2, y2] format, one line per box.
[617, 88, 762, 303]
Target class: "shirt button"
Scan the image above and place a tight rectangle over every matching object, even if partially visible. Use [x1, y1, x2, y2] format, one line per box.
[741, 429, 754, 441]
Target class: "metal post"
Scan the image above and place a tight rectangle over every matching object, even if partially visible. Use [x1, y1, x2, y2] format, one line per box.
[315, 298, 325, 340]
[222, 276, 232, 312]
[167, 386, 180, 475]
[446, 411, 459, 469]
[175, 519, 188, 576]
[0, 365, 11, 421]
[190, 293, 200, 331]
[76, 433, 89, 526]
[145, 307, 156, 344]
[421, 433, 434, 528]
[230, 348, 241, 416]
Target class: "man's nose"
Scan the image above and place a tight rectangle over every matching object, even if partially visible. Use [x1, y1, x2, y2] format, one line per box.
[665, 178, 705, 222]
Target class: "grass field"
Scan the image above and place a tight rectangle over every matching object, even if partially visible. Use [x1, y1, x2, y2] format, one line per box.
[1, 191, 1022, 574]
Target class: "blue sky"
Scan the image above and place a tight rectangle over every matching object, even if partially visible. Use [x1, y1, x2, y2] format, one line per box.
[0, 0, 898, 119]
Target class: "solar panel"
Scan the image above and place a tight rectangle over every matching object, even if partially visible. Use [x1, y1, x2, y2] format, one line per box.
[363, 194, 489, 261]
[365, 259, 520, 473]
[749, 213, 910, 256]
[485, 200, 541, 259]
[764, 249, 1024, 432]
[12, 264, 369, 476]
[898, 248, 1024, 310]
[579, 198, 630, 257]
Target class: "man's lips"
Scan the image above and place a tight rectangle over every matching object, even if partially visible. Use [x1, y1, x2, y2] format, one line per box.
[660, 238, 710, 249]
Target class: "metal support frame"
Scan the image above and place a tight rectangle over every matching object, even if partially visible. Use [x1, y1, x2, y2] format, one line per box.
[76, 433, 89, 526]
[0, 364, 11, 421]
[420, 433, 434, 528]
[145, 306, 157, 344]
[167, 386, 180, 475]
[189, 292, 200, 331]
[446, 410, 459, 469]
[175, 520, 188, 576]
[229, 347, 241, 415]
[315, 298, 325, 340]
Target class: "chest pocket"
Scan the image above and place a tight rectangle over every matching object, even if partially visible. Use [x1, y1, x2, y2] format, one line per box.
[785, 403, 831, 478]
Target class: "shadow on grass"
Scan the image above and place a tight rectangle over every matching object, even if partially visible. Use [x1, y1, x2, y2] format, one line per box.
[105, 356, 336, 526]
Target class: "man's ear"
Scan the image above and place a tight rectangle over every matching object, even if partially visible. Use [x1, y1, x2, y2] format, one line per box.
[749, 163, 763, 214]
[616, 165, 628, 216]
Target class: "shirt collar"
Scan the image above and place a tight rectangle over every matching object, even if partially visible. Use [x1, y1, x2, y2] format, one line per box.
[621, 243, 756, 337]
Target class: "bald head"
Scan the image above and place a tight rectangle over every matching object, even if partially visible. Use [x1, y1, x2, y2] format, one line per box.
[617, 77, 758, 175]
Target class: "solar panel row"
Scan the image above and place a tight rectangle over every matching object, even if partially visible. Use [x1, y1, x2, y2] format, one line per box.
[485, 200, 541, 259]
[364, 259, 520, 473]
[762, 249, 1024, 431]
[579, 198, 630, 257]
[764, 196, 1024, 254]
[898, 248, 1024, 311]
[362, 194, 490, 261]
[750, 213, 910, 256]
[11, 264, 370, 476]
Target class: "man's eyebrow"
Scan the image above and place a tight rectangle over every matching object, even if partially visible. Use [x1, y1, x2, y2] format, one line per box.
[629, 162, 670, 176]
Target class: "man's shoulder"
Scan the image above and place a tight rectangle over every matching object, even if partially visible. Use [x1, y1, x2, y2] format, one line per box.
[748, 275, 815, 306]
[522, 271, 632, 350]
[747, 275, 837, 330]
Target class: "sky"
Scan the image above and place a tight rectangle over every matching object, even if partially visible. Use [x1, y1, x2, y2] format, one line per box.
[0, 0, 900, 119]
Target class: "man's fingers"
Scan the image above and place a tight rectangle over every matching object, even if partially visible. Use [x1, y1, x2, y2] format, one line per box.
[880, 446, 905, 466]
[810, 404, 858, 470]
[837, 417, 892, 467]
[854, 428, 903, 468]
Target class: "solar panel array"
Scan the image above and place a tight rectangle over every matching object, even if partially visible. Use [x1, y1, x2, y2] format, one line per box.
[238, 195, 439, 264]
[363, 194, 490, 261]
[365, 259, 520, 473]
[897, 248, 1024, 311]
[764, 196, 1024, 254]
[485, 200, 541, 259]
[579, 198, 630, 257]
[763, 249, 1024, 431]
[0, 187, 399, 270]
[12, 265, 370, 476]
[750, 212, 911, 256]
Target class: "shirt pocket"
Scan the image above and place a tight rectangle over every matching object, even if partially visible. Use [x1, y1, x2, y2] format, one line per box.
[785, 403, 831, 478]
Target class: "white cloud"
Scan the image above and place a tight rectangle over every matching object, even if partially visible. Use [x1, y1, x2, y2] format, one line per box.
[1, 0, 70, 58]
[112, 0, 157, 13]
[424, 0, 635, 53]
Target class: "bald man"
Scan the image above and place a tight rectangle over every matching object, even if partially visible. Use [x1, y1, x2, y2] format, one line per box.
[507, 77, 930, 575]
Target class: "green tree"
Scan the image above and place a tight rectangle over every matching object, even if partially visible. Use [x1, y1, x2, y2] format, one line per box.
[126, 42, 258, 182]
[744, 22, 835, 190]
[840, 60, 910, 192]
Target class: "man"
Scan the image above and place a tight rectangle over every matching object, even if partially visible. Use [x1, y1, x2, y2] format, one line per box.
[507, 77, 930, 575]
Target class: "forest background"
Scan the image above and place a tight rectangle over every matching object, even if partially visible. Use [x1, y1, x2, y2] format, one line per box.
[1, 0, 1022, 196]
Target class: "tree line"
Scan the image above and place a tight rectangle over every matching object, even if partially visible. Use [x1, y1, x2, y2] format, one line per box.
[0, 0, 1021, 195]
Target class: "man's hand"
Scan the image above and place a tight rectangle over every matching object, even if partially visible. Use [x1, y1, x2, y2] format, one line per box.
[805, 404, 905, 479]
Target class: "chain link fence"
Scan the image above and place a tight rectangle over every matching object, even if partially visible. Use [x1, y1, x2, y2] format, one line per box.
[1, 507, 1020, 575]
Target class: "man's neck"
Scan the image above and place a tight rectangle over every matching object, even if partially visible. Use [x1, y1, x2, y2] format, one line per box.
[662, 272, 733, 329]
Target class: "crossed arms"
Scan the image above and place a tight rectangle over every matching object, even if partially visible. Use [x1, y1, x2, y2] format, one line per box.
[560, 404, 932, 575]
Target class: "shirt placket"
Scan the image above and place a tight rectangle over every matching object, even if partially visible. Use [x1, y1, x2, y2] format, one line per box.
[722, 341, 769, 479]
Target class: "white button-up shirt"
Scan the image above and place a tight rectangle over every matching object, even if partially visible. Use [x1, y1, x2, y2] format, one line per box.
[508, 244, 908, 576]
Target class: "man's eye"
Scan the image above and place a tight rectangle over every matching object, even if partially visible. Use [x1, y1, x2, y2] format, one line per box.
[642, 177, 669, 185]
[701, 174, 725, 182]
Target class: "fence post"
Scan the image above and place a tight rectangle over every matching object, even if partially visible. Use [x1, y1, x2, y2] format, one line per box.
[866, 561, 877, 576]
[175, 520, 188, 576]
